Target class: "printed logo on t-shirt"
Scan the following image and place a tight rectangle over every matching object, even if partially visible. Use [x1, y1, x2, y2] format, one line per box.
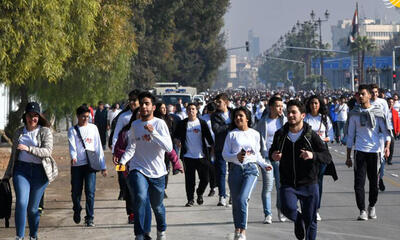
[141, 134, 151, 142]
[85, 138, 93, 144]
[188, 128, 201, 134]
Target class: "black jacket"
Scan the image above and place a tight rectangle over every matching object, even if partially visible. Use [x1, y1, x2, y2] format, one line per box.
[211, 108, 233, 153]
[269, 122, 332, 188]
[174, 118, 214, 161]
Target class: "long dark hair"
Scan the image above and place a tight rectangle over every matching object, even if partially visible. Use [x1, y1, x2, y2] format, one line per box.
[22, 113, 51, 128]
[230, 106, 252, 130]
[121, 108, 140, 132]
[155, 102, 173, 131]
[305, 95, 328, 127]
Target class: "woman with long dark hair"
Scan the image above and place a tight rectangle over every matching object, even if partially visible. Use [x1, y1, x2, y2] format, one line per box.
[222, 107, 271, 240]
[305, 95, 337, 221]
[4, 102, 55, 240]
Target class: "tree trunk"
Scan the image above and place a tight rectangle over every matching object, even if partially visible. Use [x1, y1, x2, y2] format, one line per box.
[360, 51, 365, 83]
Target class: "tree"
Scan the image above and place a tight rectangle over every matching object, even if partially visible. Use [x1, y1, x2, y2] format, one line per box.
[350, 36, 376, 83]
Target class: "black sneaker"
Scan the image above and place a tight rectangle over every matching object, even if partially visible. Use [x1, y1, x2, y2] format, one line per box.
[197, 196, 204, 205]
[379, 178, 385, 192]
[208, 189, 215, 197]
[185, 200, 194, 207]
[118, 191, 124, 200]
[144, 233, 152, 240]
[164, 191, 168, 199]
[294, 214, 305, 240]
[387, 161, 392, 165]
[73, 210, 81, 224]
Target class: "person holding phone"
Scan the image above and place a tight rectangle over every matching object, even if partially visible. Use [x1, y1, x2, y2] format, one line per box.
[222, 107, 272, 240]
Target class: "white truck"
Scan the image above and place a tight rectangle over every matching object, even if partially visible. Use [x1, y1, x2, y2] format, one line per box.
[153, 82, 197, 106]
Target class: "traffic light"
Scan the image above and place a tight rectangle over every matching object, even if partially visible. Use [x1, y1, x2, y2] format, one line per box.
[245, 41, 249, 52]
[393, 71, 397, 83]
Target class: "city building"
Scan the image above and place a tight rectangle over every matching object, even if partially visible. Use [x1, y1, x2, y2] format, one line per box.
[248, 30, 260, 59]
[331, 18, 400, 49]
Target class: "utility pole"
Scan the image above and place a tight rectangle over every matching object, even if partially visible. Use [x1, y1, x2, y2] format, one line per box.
[310, 10, 329, 91]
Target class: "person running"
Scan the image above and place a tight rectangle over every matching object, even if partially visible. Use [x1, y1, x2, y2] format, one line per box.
[211, 93, 233, 206]
[305, 95, 338, 221]
[118, 92, 172, 240]
[68, 105, 107, 227]
[256, 96, 287, 224]
[174, 103, 214, 207]
[346, 84, 391, 221]
[223, 107, 271, 240]
[270, 100, 332, 240]
[4, 102, 56, 240]
[387, 98, 400, 165]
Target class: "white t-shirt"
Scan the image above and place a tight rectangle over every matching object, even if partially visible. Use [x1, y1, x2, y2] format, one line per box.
[200, 114, 215, 146]
[222, 111, 231, 124]
[68, 123, 106, 168]
[222, 128, 269, 169]
[18, 126, 42, 164]
[304, 114, 334, 141]
[335, 104, 348, 122]
[266, 118, 282, 151]
[184, 119, 204, 158]
[288, 129, 304, 143]
[108, 109, 121, 125]
[119, 117, 173, 178]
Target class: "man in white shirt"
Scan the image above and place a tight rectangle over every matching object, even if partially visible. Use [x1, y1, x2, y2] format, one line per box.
[256, 96, 287, 224]
[68, 105, 107, 227]
[334, 96, 348, 144]
[107, 103, 121, 130]
[174, 103, 214, 207]
[118, 92, 172, 240]
[346, 84, 391, 221]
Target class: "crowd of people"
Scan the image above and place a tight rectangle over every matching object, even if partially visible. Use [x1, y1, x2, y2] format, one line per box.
[2, 84, 399, 240]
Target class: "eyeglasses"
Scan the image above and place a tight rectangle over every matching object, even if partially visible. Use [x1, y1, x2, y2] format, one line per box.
[80, 115, 90, 119]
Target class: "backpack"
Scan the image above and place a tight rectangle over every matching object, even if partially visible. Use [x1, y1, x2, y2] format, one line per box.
[0, 178, 12, 228]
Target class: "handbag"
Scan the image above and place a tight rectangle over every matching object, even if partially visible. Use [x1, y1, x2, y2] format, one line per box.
[74, 125, 102, 171]
[0, 178, 12, 228]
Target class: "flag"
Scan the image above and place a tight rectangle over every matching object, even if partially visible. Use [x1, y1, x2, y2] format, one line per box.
[348, 3, 359, 45]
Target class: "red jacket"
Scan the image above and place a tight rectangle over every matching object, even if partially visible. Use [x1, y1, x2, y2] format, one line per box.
[391, 108, 400, 136]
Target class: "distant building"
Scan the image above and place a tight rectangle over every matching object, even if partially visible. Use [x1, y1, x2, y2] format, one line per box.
[248, 30, 260, 59]
[332, 19, 400, 49]
[228, 55, 237, 79]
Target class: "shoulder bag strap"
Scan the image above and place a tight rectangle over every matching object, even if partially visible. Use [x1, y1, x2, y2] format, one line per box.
[74, 125, 87, 150]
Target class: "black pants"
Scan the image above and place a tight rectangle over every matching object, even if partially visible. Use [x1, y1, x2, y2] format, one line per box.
[208, 148, 217, 190]
[388, 130, 395, 164]
[183, 157, 209, 201]
[118, 171, 134, 215]
[354, 151, 379, 211]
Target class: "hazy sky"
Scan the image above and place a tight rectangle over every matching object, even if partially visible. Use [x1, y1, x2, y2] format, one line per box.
[224, 0, 400, 52]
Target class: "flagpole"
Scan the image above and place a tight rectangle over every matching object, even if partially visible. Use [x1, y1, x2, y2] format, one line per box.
[356, 2, 361, 85]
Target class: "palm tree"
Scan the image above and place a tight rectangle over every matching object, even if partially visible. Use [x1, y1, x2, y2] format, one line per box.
[350, 36, 376, 83]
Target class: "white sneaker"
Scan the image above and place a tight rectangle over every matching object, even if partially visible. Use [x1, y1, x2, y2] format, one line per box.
[316, 211, 322, 221]
[135, 235, 145, 240]
[277, 209, 287, 222]
[237, 233, 246, 240]
[357, 210, 368, 221]
[368, 206, 377, 219]
[217, 196, 226, 206]
[157, 231, 166, 240]
[263, 214, 272, 224]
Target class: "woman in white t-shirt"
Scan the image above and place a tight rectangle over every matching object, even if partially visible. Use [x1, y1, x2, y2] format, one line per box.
[223, 107, 271, 240]
[4, 102, 54, 240]
[305, 95, 337, 222]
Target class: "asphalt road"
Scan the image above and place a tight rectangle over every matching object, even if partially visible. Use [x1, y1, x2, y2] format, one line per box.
[1, 141, 400, 240]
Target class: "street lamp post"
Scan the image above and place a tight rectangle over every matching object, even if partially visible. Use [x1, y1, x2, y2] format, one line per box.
[310, 9, 329, 91]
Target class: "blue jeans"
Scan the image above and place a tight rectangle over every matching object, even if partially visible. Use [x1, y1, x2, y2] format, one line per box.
[281, 184, 319, 240]
[215, 152, 227, 197]
[337, 121, 346, 144]
[228, 163, 258, 229]
[271, 160, 282, 210]
[317, 163, 327, 209]
[13, 161, 49, 238]
[260, 163, 273, 216]
[129, 170, 166, 236]
[71, 165, 96, 221]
